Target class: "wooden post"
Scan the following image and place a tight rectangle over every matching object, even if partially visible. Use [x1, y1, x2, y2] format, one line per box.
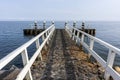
[104, 50, 116, 80]
[21, 49, 33, 80]
[43, 21, 46, 29]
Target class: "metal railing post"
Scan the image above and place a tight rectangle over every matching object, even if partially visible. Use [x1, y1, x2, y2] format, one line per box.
[104, 50, 116, 80]
[81, 33, 84, 43]
[21, 49, 33, 80]
[76, 31, 80, 44]
[35, 39, 42, 60]
[36, 39, 40, 49]
[89, 38, 94, 58]
[72, 28, 75, 40]
[50, 27, 54, 39]
[48, 30, 51, 40]
[42, 34, 47, 50]
[46, 31, 49, 44]
[90, 39, 94, 50]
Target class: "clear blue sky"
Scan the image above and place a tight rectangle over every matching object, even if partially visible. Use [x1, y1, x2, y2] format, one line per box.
[0, 0, 120, 21]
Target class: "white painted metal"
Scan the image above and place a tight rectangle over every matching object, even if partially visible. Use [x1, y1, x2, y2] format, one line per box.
[81, 34, 84, 43]
[65, 25, 120, 80]
[21, 49, 33, 80]
[35, 38, 42, 60]
[16, 25, 55, 80]
[36, 39, 40, 49]
[90, 39, 94, 50]
[76, 31, 80, 43]
[89, 39, 94, 57]
[46, 31, 49, 44]
[105, 50, 116, 80]
[0, 24, 55, 80]
[72, 29, 75, 40]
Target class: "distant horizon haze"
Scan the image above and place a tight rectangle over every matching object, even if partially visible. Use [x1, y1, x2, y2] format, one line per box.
[0, 0, 120, 21]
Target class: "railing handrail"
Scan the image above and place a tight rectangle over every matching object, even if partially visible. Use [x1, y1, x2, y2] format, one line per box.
[65, 25, 120, 80]
[73, 28, 120, 55]
[0, 24, 55, 80]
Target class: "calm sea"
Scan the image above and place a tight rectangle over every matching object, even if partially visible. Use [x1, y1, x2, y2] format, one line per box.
[0, 21, 120, 69]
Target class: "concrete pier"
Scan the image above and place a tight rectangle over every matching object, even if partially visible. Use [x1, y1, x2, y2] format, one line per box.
[1, 22, 120, 80]
[31, 29, 104, 80]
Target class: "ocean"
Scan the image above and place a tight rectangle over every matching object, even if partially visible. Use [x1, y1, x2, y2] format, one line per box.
[0, 21, 120, 69]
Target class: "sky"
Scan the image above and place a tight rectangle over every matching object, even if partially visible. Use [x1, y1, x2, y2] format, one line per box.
[0, 0, 120, 21]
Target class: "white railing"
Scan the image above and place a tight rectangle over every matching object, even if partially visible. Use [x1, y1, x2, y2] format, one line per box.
[65, 25, 120, 80]
[0, 24, 55, 80]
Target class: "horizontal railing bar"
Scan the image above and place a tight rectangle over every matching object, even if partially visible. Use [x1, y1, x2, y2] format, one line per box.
[0, 25, 54, 70]
[73, 27, 120, 55]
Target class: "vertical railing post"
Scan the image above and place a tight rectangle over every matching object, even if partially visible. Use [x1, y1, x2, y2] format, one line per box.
[35, 39, 42, 60]
[51, 27, 55, 39]
[80, 33, 85, 49]
[70, 27, 73, 38]
[36, 39, 40, 49]
[48, 30, 51, 40]
[90, 39, 94, 50]
[104, 49, 116, 80]
[21, 49, 33, 80]
[72, 21, 76, 40]
[76, 31, 80, 44]
[89, 38, 94, 58]
[81, 34, 84, 43]
[42, 34, 47, 50]
[46, 31, 49, 44]
[50, 27, 54, 39]
[72, 28, 75, 40]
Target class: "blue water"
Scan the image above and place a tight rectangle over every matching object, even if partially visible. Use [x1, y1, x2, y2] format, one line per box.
[0, 21, 120, 69]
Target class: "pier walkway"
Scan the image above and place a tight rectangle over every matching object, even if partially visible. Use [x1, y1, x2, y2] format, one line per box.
[0, 22, 120, 80]
[31, 29, 104, 80]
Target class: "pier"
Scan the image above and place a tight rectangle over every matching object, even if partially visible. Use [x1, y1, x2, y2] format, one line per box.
[0, 22, 120, 80]
[23, 21, 47, 36]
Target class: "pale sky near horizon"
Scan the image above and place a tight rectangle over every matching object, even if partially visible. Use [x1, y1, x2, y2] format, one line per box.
[0, 0, 120, 21]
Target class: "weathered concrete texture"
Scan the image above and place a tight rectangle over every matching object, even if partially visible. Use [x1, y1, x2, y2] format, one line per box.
[41, 30, 67, 80]
[31, 47, 49, 80]
[31, 29, 105, 80]
[63, 30, 105, 80]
